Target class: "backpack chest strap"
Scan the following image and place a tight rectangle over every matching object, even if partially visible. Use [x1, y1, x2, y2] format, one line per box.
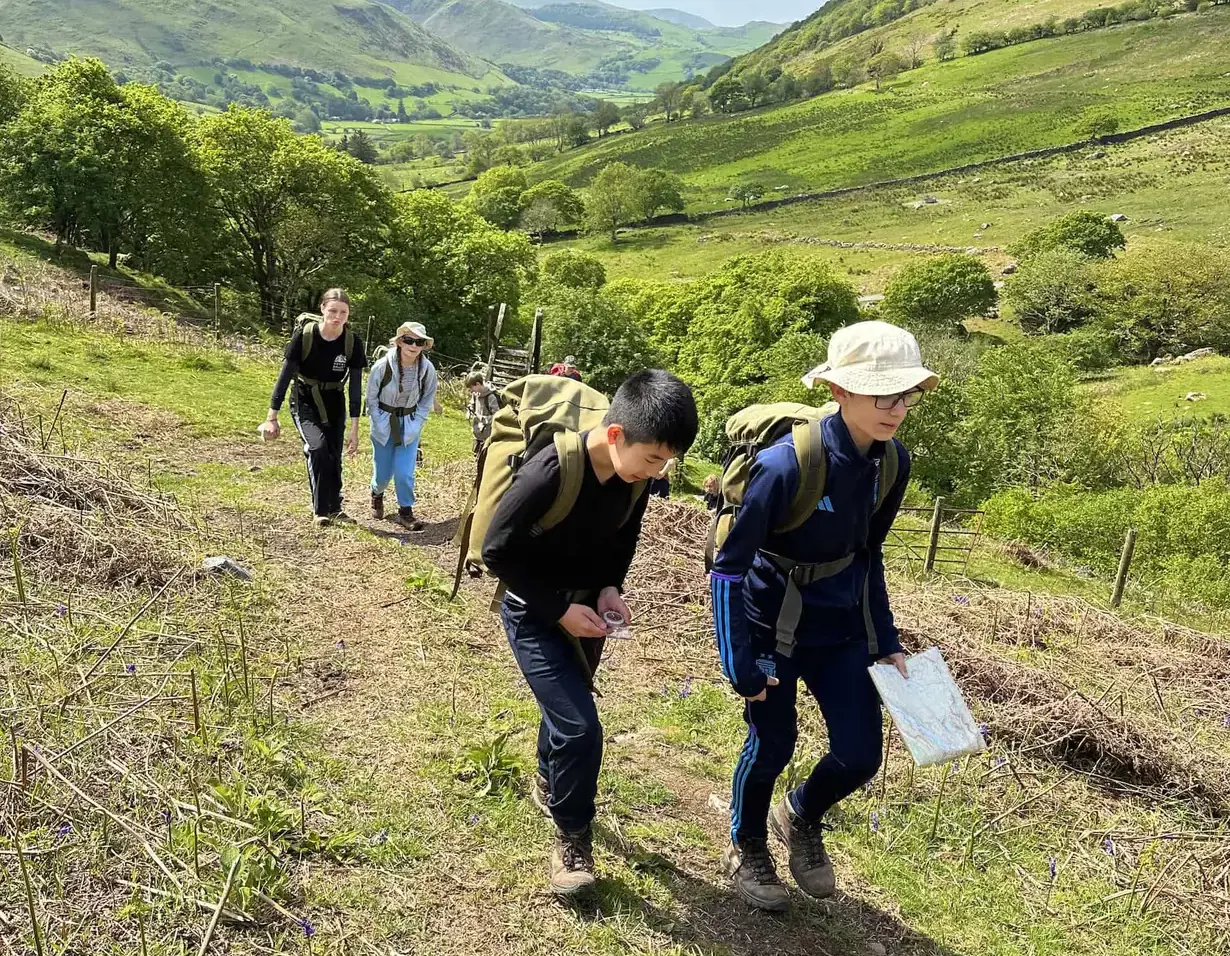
[761, 551, 877, 659]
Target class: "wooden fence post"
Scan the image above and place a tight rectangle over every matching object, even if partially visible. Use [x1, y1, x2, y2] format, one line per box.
[530, 307, 544, 374]
[924, 496, 945, 573]
[1110, 528, 1137, 609]
[89, 265, 98, 314]
[486, 302, 506, 381]
[213, 283, 222, 340]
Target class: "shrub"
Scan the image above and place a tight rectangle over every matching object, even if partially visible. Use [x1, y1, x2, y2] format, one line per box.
[1042, 327, 1119, 372]
[1093, 240, 1230, 362]
[1002, 247, 1098, 334]
[465, 166, 529, 230]
[541, 250, 606, 290]
[539, 285, 660, 395]
[1010, 211, 1126, 261]
[881, 254, 996, 333]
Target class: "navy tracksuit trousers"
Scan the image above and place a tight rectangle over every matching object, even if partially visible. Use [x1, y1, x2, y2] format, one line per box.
[501, 597, 605, 835]
[731, 630, 884, 844]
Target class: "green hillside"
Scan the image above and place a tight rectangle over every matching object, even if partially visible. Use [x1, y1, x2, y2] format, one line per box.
[0, 0, 495, 82]
[528, 9, 1230, 207]
[383, 0, 782, 88]
[0, 41, 43, 76]
[731, 0, 1126, 78]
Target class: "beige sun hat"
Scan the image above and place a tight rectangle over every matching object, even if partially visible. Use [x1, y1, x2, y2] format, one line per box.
[394, 321, 434, 349]
[802, 320, 939, 394]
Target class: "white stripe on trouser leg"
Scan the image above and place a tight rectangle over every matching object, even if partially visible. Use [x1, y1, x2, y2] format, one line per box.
[291, 404, 318, 512]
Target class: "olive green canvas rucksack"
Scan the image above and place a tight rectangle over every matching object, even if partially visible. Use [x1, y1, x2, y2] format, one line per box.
[294, 313, 357, 425]
[451, 374, 647, 602]
[705, 401, 900, 658]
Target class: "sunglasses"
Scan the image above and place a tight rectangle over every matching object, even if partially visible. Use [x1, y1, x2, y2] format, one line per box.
[399, 336, 427, 347]
[873, 388, 926, 410]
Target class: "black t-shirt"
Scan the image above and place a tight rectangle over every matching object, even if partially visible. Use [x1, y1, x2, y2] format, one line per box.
[270, 325, 367, 417]
[481, 432, 649, 624]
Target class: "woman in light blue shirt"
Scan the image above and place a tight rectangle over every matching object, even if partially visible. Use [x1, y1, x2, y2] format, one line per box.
[367, 321, 438, 531]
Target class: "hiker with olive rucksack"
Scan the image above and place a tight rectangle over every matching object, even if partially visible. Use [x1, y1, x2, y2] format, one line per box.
[366, 321, 438, 532]
[708, 321, 936, 912]
[453, 370, 698, 897]
[262, 289, 367, 527]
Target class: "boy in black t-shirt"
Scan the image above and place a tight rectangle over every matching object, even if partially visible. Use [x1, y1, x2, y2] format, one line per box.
[482, 370, 698, 897]
[263, 289, 367, 526]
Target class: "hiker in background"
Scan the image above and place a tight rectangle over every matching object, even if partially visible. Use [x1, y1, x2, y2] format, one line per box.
[709, 321, 935, 912]
[465, 370, 501, 455]
[262, 288, 367, 527]
[368, 322, 438, 532]
[482, 371, 698, 897]
[701, 473, 722, 511]
[549, 355, 583, 382]
[648, 457, 676, 499]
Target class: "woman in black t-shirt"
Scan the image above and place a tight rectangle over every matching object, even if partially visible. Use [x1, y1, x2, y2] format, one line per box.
[261, 288, 368, 526]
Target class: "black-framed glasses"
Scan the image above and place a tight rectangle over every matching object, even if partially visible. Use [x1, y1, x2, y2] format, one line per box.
[400, 336, 427, 346]
[874, 388, 926, 410]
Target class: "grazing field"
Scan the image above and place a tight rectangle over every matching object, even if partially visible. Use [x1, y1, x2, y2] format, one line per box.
[529, 10, 1230, 211]
[550, 113, 1230, 289]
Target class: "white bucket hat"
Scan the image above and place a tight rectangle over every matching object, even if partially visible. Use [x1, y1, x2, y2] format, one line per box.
[802, 321, 939, 394]
[395, 321, 434, 349]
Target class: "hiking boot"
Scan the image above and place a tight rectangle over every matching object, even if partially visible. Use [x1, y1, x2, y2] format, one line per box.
[330, 511, 357, 526]
[723, 838, 791, 912]
[770, 794, 836, 899]
[313, 515, 331, 528]
[549, 827, 596, 897]
[393, 506, 424, 532]
[371, 492, 384, 520]
[530, 773, 552, 819]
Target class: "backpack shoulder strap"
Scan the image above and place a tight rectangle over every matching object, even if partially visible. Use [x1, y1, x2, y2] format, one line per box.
[380, 359, 393, 393]
[537, 431, 586, 532]
[620, 481, 648, 528]
[343, 327, 355, 362]
[873, 438, 900, 514]
[777, 419, 828, 533]
[300, 321, 317, 363]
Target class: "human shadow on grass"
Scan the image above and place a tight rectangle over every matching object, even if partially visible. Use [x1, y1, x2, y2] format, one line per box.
[559, 822, 960, 956]
[361, 515, 459, 548]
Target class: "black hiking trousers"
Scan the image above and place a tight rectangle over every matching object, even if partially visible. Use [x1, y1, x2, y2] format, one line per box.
[290, 385, 346, 518]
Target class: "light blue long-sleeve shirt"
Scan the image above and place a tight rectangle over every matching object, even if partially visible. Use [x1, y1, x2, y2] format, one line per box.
[366, 351, 437, 447]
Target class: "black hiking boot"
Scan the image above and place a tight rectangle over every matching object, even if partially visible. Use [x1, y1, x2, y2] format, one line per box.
[329, 511, 357, 526]
[770, 794, 836, 899]
[550, 827, 596, 897]
[531, 773, 552, 819]
[723, 837, 791, 911]
[394, 506, 424, 532]
[371, 492, 384, 520]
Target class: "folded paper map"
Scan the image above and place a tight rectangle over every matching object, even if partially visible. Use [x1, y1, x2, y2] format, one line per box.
[869, 646, 986, 768]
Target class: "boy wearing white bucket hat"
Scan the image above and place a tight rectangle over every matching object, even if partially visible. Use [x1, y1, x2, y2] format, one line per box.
[710, 320, 937, 911]
[366, 321, 438, 531]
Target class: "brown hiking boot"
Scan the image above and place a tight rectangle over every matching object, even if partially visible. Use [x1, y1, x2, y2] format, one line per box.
[371, 492, 384, 520]
[394, 506, 424, 532]
[723, 838, 791, 911]
[770, 795, 836, 899]
[531, 773, 552, 819]
[550, 828, 596, 897]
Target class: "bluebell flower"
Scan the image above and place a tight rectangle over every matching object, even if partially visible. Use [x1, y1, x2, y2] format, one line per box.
[468, 814, 480, 825]
[54, 604, 67, 618]
[125, 663, 136, 675]
[300, 919, 315, 938]
[56, 823, 72, 839]
[952, 594, 970, 606]
[1103, 836, 1116, 857]
[1048, 857, 1057, 880]
[336, 640, 346, 651]
[979, 723, 990, 739]
[1222, 715, 1230, 729]
[679, 677, 692, 699]
[372, 829, 389, 845]
[870, 811, 880, 832]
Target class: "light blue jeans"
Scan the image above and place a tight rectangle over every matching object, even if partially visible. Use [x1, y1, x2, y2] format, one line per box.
[371, 435, 421, 507]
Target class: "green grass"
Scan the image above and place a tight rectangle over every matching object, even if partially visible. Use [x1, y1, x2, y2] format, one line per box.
[530, 10, 1230, 210]
[0, 41, 44, 76]
[1088, 355, 1230, 423]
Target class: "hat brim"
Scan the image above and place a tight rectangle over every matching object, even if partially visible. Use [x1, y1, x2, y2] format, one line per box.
[803, 364, 939, 394]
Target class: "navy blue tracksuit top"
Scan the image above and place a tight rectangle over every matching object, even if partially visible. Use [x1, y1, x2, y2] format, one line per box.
[710, 412, 910, 698]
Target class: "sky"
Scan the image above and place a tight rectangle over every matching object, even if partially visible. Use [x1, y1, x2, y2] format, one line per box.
[611, 0, 820, 27]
